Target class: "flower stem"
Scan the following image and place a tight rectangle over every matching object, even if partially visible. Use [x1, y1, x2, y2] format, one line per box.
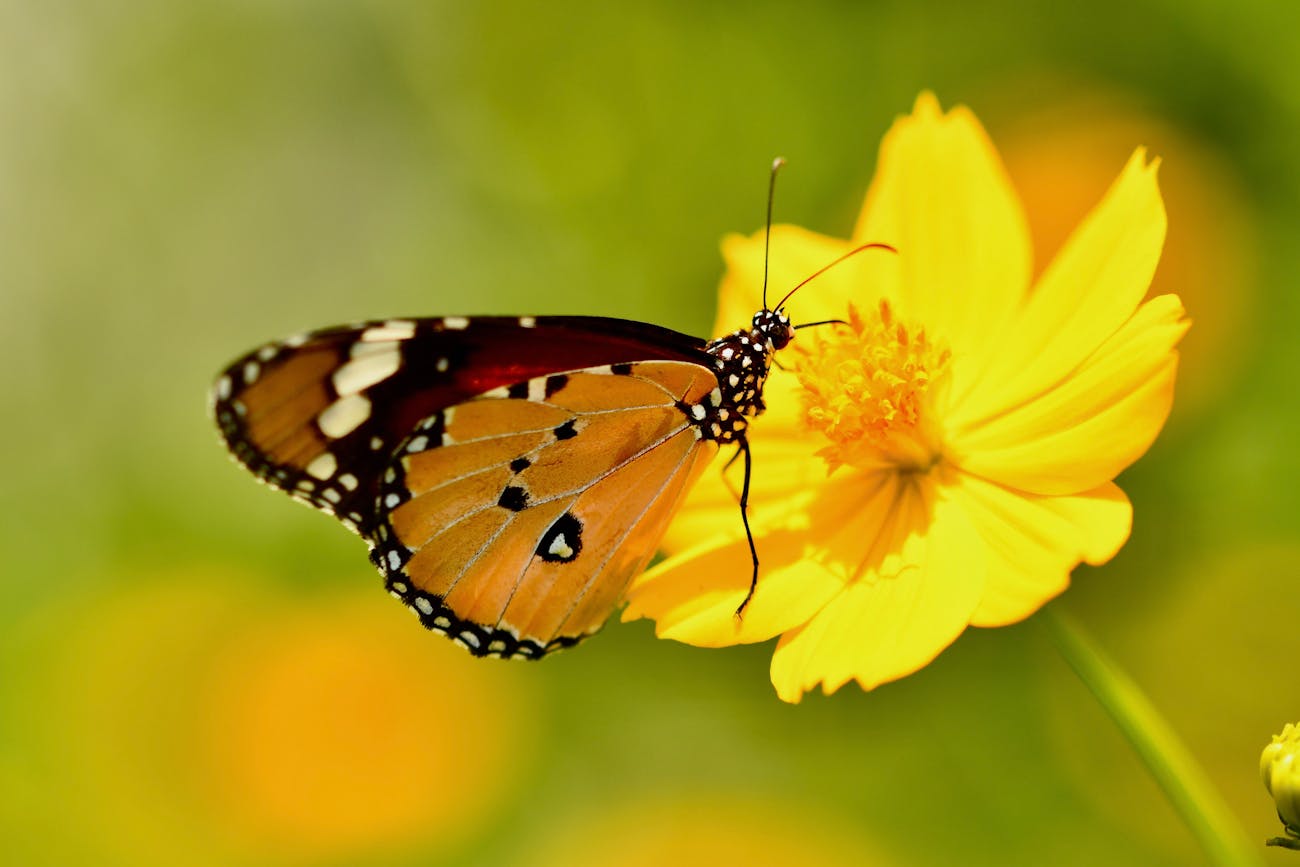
[1041, 605, 1261, 866]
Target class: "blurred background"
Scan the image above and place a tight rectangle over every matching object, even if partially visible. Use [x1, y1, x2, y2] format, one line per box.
[0, 1, 1293, 864]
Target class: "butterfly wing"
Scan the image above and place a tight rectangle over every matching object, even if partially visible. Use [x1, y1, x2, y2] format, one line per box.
[210, 316, 711, 535]
[372, 361, 722, 658]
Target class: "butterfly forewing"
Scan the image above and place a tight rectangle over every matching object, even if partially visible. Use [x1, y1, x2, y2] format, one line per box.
[373, 361, 721, 657]
[210, 316, 711, 535]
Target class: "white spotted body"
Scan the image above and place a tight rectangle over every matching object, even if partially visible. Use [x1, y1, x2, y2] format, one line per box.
[685, 308, 795, 443]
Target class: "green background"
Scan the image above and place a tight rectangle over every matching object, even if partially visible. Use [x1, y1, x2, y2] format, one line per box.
[1, 1, 1294, 864]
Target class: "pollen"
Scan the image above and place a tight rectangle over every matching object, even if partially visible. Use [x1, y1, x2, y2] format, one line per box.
[795, 300, 949, 472]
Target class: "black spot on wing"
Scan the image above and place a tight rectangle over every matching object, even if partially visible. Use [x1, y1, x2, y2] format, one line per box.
[498, 485, 530, 512]
[544, 374, 568, 397]
[553, 419, 578, 441]
[538, 513, 583, 563]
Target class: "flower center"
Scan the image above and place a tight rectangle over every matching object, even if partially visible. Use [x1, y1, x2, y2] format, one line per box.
[795, 300, 949, 474]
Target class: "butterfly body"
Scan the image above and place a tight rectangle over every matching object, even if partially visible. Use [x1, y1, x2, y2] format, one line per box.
[212, 310, 794, 658]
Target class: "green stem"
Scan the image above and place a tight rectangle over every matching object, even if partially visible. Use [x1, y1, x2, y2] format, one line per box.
[1041, 605, 1261, 866]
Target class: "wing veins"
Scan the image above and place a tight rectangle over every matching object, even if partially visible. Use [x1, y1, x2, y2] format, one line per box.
[404, 422, 692, 597]
[549, 434, 700, 632]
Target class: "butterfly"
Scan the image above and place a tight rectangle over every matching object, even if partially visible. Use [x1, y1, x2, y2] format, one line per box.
[211, 163, 892, 660]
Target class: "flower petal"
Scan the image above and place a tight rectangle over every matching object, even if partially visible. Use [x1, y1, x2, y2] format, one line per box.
[714, 226, 899, 333]
[620, 535, 846, 647]
[853, 92, 1032, 372]
[949, 294, 1187, 494]
[946, 473, 1132, 627]
[955, 148, 1166, 415]
[767, 486, 986, 702]
[626, 470, 902, 645]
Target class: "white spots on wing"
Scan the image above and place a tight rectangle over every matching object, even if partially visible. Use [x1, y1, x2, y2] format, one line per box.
[215, 375, 232, 400]
[384, 492, 401, 508]
[370, 436, 384, 450]
[709, 388, 722, 407]
[284, 332, 309, 348]
[710, 423, 721, 437]
[305, 452, 338, 480]
[488, 640, 507, 654]
[338, 473, 358, 491]
[318, 393, 371, 438]
[528, 379, 547, 401]
[548, 533, 574, 560]
[689, 404, 706, 420]
[721, 347, 734, 359]
[741, 355, 752, 368]
[231, 400, 247, 417]
[386, 549, 402, 571]
[414, 596, 434, 615]
[458, 630, 482, 649]
[406, 434, 429, 453]
[519, 316, 536, 328]
[435, 357, 449, 373]
[483, 385, 510, 398]
[257, 345, 277, 362]
[433, 615, 451, 629]
[322, 488, 342, 504]
[361, 320, 416, 342]
[728, 374, 739, 387]
[334, 345, 401, 395]
[443, 316, 470, 330]
[390, 580, 407, 593]
[296, 479, 315, 492]
[242, 360, 260, 384]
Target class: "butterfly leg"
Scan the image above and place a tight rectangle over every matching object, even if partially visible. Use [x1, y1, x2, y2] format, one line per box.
[733, 436, 760, 619]
[719, 444, 745, 504]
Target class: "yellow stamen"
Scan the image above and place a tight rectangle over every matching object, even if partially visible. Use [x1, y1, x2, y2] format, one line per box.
[795, 300, 949, 473]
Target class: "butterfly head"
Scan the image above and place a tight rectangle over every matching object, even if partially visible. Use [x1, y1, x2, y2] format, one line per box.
[752, 308, 795, 351]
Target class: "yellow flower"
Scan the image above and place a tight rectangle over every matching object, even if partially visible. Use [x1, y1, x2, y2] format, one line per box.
[622, 93, 1188, 703]
[1262, 722, 1300, 838]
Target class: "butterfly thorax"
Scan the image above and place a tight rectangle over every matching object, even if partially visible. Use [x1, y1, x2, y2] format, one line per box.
[686, 308, 794, 444]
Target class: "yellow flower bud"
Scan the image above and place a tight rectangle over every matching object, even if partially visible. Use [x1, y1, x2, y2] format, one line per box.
[1261, 722, 1300, 841]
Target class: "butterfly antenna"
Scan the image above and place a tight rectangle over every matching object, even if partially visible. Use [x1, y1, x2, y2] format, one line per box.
[761, 157, 786, 312]
[774, 242, 896, 312]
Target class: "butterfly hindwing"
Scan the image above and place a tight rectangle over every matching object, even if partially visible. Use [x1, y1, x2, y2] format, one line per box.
[210, 316, 711, 535]
[372, 361, 721, 657]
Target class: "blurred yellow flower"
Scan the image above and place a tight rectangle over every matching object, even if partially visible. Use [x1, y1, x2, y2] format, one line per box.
[1262, 722, 1300, 842]
[624, 93, 1187, 703]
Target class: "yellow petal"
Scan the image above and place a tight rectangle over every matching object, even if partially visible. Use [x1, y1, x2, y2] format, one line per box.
[620, 535, 847, 647]
[853, 92, 1032, 372]
[767, 486, 986, 702]
[714, 226, 899, 333]
[627, 470, 901, 646]
[950, 294, 1187, 494]
[946, 474, 1132, 627]
[955, 148, 1166, 415]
